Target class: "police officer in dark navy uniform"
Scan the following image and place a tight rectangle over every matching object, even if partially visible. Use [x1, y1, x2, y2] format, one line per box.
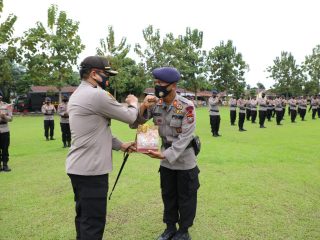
[132, 67, 200, 240]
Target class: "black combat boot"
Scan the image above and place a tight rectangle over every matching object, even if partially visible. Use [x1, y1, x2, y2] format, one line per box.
[172, 230, 191, 240]
[157, 225, 177, 240]
[2, 164, 11, 172]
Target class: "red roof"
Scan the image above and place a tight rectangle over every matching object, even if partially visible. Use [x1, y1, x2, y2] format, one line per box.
[30, 86, 78, 93]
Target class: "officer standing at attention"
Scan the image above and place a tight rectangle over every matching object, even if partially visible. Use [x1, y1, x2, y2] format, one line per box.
[209, 90, 221, 137]
[131, 67, 200, 240]
[229, 96, 237, 126]
[237, 96, 247, 131]
[0, 90, 12, 172]
[309, 95, 319, 119]
[289, 96, 298, 123]
[245, 97, 251, 121]
[299, 96, 307, 121]
[258, 93, 267, 128]
[66, 56, 138, 240]
[281, 96, 287, 120]
[41, 97, 56, 141]
[250, 96, 258, 123]
[274, 96, 283, 125]
[57, 95, 71, 148]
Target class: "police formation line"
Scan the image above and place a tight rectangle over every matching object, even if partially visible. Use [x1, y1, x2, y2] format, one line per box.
[209, 92, 320, 136]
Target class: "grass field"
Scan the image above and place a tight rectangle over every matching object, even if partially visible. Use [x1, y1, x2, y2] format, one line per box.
[0, 107, 319, 240]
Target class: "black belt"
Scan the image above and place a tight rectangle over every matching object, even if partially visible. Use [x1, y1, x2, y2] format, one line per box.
[210, 110, 219, 112]
[0, 122, 7, 125]
[163, 141, 193, 150]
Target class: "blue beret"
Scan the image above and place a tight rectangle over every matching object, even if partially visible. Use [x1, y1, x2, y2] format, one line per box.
[152, 67, 180, 83]
[212, 90, 218, 94]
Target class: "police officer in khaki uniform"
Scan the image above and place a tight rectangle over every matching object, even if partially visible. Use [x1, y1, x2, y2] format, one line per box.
[274, 96, 283, 125]
[41, 97, 56, 140]
[0, 90, 12, 172]
[250, 97, 258, 123]
[209, 90, 221, 137]
[258, 93, 267, 128]
[229, 96, 237, 125]
[66, 56, 138, 240]
[309, 95, 319, 119]
[57, 95, 71, 148]
[245, 97, 251, 121]
[299, 96, 307, 121]
[289, 96, 298, 122]
[131, 67, 199, 240]
[237, 96, 247, 131]
[281, 96, 287, 120]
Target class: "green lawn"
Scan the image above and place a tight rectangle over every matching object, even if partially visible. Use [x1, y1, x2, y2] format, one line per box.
[0, 107, 319, 240]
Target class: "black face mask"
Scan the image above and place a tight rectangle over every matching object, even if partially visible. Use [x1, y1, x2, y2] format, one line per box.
[96, 73, 109, 90]
[155, 84, 171, 98]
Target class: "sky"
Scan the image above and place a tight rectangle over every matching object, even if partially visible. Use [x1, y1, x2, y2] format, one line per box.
[2, 0, 320, 89]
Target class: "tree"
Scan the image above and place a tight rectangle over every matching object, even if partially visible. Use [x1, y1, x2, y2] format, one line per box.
[0, 0, 17, 101]
[207, 40, 248, 98]
[20, 4, 84, 99]
[303, 45, 320, 95]
[266, 51, 305, 97]
[135, 26, 208, 99]
[96, 26, 147, 100]
[256, 82, 265, 90]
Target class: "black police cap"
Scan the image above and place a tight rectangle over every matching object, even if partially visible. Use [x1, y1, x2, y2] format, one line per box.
[80, 56, 118, 76]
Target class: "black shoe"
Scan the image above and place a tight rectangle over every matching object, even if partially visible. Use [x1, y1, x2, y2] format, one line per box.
[239, 129, 247, 132]
[215, 133, 222, 137]
[67, 142, 71, 147]
[50, 137, 55, 140]
[63, 143, 67, 148]
[260, 126, 266, 128]
[277, 123, 282, 125]
[172, 231, 191, 240]
[46, 137, 49, 141]
[2, 165, 11, 172]
[157, 228, 177, 240]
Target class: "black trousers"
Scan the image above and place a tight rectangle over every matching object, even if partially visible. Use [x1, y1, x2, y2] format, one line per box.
[0, 132, 10, 165]
[159, 166, 200, 230]
[238, 112, 245, 130]
[251, 110, 257, 123]
[300, 109, 306, 120]
[291, 109, 297, 122]
[259, 110, 266, 127]
[246, 109, 251, 120]
[68, 174, 109, 240]
[317, 108, 320, 118]
[275, 110, 282, 125]
[210, 115, 220, 135]
[312, 109, 317, 119]
[60, 123, 71, 144]
[281, 108, 286, 120]
[230, 110, 236, 125]
[266, 109, 272, 121]
[44, 120, 54, 138]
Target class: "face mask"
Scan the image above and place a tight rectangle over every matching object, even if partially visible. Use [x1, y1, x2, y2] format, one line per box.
[155, 84, 171, 98]
[96, 73, 109, 90]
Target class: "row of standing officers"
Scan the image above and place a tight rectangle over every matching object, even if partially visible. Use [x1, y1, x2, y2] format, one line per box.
[209, 92, 320, 136]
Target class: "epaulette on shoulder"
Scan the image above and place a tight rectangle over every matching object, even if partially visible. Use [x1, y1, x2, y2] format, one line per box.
[178, 95, 193, 106]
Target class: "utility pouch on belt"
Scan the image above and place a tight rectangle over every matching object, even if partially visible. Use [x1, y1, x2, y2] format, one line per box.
[191, 135, 201, 156]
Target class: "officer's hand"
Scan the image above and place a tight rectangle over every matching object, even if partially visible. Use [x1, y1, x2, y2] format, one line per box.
[143, 95, 158, 109]
[144, 150, 165, 160]
[125, 95, 138, 108]
[121, 142, 136, 153]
